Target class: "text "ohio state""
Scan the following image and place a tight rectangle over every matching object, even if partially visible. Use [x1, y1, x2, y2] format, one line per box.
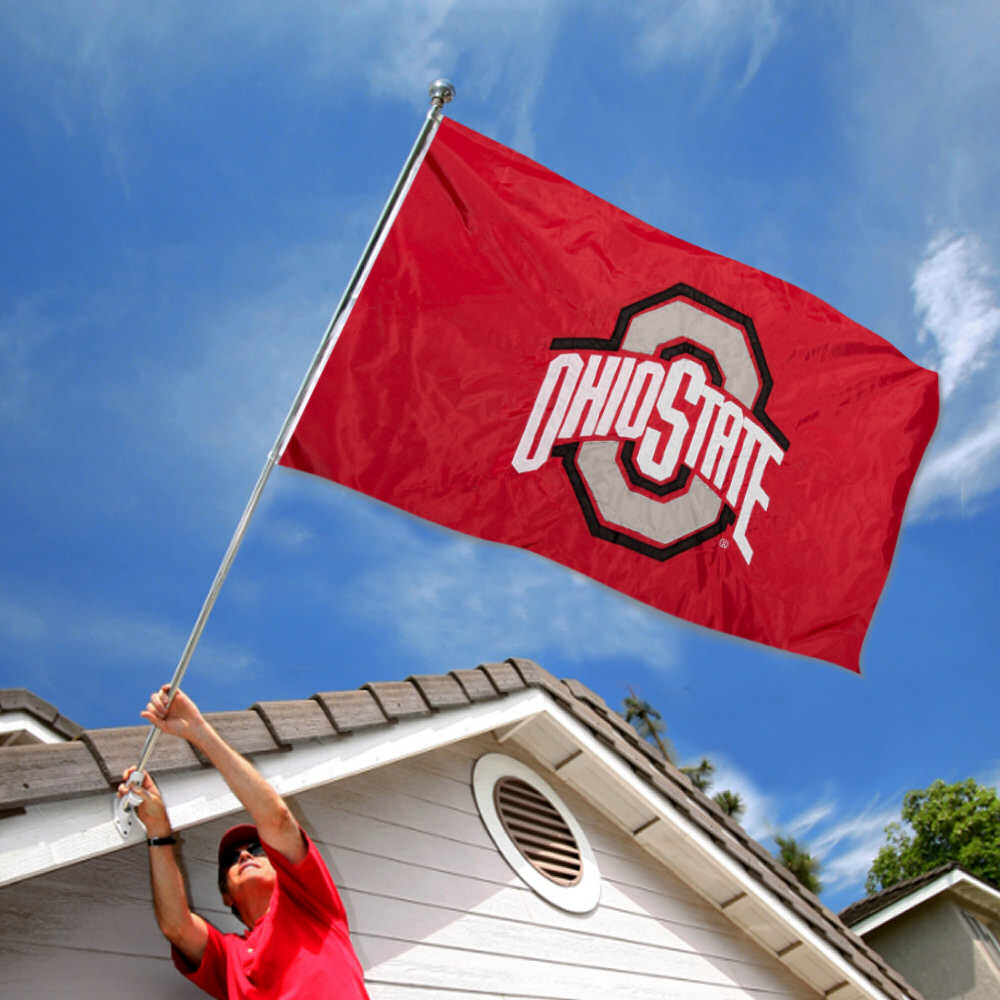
[511, 351, 785, 563]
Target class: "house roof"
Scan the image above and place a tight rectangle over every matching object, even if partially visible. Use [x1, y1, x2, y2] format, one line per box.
[0, 688, 83, 746]
[0, 658, 920, 1000]
[841, 863, 1000, 935]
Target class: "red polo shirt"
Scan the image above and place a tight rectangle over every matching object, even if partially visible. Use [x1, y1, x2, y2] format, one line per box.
[174, 832, 369, 1000]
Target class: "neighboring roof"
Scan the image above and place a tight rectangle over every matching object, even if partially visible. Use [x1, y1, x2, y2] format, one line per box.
[0, 658, 920, 1000]
[842, 863, 1000, 935]
[0, 688, 83, 746]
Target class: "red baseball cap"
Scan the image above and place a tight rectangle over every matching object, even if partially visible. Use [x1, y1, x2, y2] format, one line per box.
[217, 824, 259, 870]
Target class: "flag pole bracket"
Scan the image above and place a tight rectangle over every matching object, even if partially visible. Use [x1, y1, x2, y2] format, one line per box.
[113, 769, 146, 838]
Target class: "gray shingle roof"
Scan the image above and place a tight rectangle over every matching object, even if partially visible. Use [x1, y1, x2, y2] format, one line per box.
[839, 862, 970, 928]
[0, 658, 917, 1000]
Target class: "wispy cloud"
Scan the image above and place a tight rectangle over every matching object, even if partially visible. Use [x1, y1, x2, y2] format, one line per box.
[0, 584, 259, 680]
[907, 229, 1000, 515]
[627, 0, 784, 89]
[707, 754, 902, 900]
[914, 231, 1000, 399]
[341, 512, 681, 674]
[806, 801, 899, 893]
[707, 758, 778, 843]
[3, 1, 563, 158]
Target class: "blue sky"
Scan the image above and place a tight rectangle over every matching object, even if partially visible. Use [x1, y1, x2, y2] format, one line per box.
[2, 1, 999, 913]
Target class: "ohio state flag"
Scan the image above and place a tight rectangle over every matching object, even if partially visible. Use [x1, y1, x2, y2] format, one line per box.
[280, 118, 938, 671]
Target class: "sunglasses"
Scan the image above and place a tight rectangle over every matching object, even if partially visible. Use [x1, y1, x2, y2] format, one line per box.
[220, 841, 266, 870]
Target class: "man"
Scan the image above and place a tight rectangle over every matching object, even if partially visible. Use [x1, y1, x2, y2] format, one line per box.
[118, 684, 370, 1000]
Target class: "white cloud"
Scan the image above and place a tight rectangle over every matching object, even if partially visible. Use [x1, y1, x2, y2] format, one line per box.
[911, 396, 1000, 515]
[906, 230, 1000, 516]
[705, 758, 777, 843]
[0, 584, 258, 679]
[786, 800, 836, 839]
[627, 0, 783, 88]
[707, 754, 901, 898]
[4, 1, 563, 157]
[914, 231, 1000, 399]
[806, 801, 899, 892]
[341, 511, 681, 673]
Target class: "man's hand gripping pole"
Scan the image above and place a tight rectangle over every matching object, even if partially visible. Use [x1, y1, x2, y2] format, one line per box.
[114, 769, 148, 837]
[113, 680, 180, 838]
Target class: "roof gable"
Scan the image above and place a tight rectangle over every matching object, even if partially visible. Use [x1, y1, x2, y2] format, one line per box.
[0, 688, 83, 746]
[843, 863, 1000, 934]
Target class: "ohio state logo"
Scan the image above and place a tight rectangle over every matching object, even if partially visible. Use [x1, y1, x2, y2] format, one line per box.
[512, 285, 790, 564]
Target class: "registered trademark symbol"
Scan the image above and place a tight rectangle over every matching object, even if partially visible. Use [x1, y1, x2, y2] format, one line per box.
[719, 538, 730, 549]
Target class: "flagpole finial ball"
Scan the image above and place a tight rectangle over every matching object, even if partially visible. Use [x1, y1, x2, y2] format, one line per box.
[429, 79, 455, 106]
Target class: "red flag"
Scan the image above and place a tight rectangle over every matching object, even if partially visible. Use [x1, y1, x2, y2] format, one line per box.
[281, 119, 938, 671]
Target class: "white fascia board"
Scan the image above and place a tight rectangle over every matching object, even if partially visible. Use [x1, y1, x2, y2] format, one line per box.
[0, 688, 551, 889]
[850, 869, 1000, 936]
[0, 711, 67, 744]
[532, 704, 900, 1000]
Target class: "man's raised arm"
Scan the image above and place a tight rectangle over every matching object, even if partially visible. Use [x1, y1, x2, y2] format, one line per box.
[140, 684, 307, 865]
[118, 766, 210, 965]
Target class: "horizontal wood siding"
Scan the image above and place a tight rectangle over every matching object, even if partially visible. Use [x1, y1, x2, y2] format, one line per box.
[0, 732, 819, 999]
[309, 734, 819, 1000]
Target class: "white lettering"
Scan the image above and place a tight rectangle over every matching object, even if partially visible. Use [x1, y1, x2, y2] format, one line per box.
[593, 357, 636, 436]
[725, 419, 770, 507]
[701, 400, 744, 490]
[511, 354, 583, 473]
[732, 435, 784, 563]
[634, 358, 691, 481]
[559, 355, 621, 439]
[615, 360, 664, 439]
[513, 350, 785, 566]
[683, 370, 723, 468]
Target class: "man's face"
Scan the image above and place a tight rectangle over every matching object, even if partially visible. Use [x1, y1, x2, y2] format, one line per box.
[221, 842, 277, 912]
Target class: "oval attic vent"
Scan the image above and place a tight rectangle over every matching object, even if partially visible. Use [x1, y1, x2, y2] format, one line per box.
[494, 776, 582, 886]
[472, 753, 600, 913]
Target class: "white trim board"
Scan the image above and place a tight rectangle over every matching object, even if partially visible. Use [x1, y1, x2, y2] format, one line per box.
[0, 689, 552, 888]
[849, 869, 1000, 936]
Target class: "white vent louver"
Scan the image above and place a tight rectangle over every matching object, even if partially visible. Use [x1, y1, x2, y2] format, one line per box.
[494, 776, 582, 886]
[473, 753, 600, 913]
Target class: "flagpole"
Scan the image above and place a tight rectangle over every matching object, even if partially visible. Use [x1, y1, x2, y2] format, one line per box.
[114, 79, 456, 837]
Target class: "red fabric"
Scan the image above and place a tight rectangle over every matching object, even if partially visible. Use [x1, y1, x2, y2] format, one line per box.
[281, 118, 938, 671]
[174, 834, 369, 1000]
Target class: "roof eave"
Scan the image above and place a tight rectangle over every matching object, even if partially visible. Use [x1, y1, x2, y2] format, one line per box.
[850, 869, 1000, 935]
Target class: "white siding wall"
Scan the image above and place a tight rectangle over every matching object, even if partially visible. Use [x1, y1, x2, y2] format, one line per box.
[0, 733, 819, 999]
[322, 734, 818, 1000]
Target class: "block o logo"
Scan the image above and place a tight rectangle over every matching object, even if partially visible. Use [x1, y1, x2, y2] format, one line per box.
[512, 285, 790, 564]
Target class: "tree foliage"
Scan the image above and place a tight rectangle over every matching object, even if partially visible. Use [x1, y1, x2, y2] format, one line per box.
[681, 757, 715, 791]
[713, 788, 746, 821]
[774, 834, 822, 894]
[620, 689, 746, 825]
[622, 689, 674, 762]
[866, 778, 1000, 893]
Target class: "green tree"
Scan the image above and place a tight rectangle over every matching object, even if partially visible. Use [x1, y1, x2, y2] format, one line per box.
[622, 688, 674, 761]
[682, 757, 715, 792]
[713, 788, 746, 821]
[620, 689, 747, 826]
[866, 778, 1000, 893]
[774, 834, 822, 894]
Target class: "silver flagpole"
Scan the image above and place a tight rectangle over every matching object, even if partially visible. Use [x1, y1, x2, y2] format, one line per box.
[115, 79, 456, 837]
